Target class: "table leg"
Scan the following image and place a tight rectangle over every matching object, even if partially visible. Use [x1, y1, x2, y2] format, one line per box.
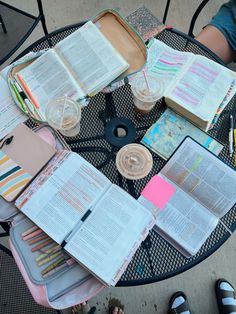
[163, 0, 171, 24]
[0, 222, 10, 235]
[0, 14, 7, 34]
[104, 92, 117, 121]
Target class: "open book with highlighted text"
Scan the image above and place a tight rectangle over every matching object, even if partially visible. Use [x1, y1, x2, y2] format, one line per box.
[139, 137, 236, 257]
[15, 150, 154, 286]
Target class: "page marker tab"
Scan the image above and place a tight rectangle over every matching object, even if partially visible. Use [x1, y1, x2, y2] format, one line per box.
[141, 175, 176, 209]
[61, 240, 67, 248]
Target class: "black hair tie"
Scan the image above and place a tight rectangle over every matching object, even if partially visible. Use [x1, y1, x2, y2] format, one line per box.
[0, 136, 14, 149]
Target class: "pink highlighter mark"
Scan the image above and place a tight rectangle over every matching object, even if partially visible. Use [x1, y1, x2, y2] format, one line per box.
[141, 175, 176, 209]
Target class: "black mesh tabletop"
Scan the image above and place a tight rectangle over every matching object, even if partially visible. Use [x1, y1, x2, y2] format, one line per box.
[12, 25, 236, 286]
[0, 244, 57, 314]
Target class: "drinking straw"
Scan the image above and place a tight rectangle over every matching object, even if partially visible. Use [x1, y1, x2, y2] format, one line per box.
[60, 94, 67, 130]
[142, 69, 150, 91]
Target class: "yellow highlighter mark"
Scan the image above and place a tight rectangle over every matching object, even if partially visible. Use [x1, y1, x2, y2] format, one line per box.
[189, 156, 203, 172]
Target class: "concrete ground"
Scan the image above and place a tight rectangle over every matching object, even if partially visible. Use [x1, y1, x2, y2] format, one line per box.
[1, 1, 235, 313]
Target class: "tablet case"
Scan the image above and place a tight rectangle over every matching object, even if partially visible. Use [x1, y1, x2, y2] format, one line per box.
[0, 123, 56, 201]
[92, 9, 147, 81]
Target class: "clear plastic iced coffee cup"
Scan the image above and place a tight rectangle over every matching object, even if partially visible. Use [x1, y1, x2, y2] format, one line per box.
[131, 75, 164, 114]
[45, 96, 81, 137]
[116, 144, 153, 180]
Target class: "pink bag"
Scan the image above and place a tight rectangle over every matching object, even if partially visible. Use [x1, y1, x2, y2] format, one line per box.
[0, 125, 105, 309]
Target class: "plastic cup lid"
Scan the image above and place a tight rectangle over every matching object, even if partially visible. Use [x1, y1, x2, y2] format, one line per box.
[131, 75, 164, 102]
[45, 96, 81, 130]
[116, 144, 153, 180]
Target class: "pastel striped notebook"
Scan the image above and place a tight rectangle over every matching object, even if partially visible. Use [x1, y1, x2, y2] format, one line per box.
[0, 123, 56, 201]
[0, 151, 32, 201]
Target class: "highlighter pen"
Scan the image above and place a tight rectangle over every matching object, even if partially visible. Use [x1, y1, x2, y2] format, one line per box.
[42, 260, 68, 278]
[37, 251, 63, 267]
[28, 233, 49, 245]
[31, 238, 54, 252]
[21, 225, 39, 238]
[16, 74, 40, 109]
[13, 79, 37, 114]
[229, 115, 234, 157]
[22, 228, 44, 241]
[10, 82, 28, 113]
[14, 79, 28, 101]
[41, 255, 66, 276]
[36, 245, 62, 262]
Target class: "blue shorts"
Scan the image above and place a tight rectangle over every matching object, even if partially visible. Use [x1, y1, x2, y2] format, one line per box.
[209, 0, 236, 51]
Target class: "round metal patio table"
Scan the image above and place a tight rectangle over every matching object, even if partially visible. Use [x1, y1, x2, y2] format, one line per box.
[10, 24, 236, 286]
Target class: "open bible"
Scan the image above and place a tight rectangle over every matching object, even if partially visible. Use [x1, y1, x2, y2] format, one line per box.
[13, 21, 129, 118]
[15, 150, 154, 286]
[145, 39, 236, 131]
[139, 137, 236, 257]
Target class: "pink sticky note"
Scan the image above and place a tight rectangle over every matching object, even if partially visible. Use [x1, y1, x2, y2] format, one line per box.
[141, 175, 176, 209]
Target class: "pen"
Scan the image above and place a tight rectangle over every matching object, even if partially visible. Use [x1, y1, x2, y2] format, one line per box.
[229, 115, 234, 157]
[41, 255, 66, 276]
[42, 257, 75, 278]
[36, 245, 61, 262]
[28, 233, 49, 245]
[10, 81, 28, 113]
[14, 79, 34, 110]
[42, 260, 68, 278]
[31, 238, 54, 252]
[14, 79, 28, 100]
[234, 129, 236, 166]
[21, 225, 39, 238]
[13, 79, 40, 117]
[16, 74, 40, 109]
[37, 251, 63, 266]
[22, 228, 44, 241]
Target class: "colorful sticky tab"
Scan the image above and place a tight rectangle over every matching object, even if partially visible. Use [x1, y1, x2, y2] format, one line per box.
[141, 175, 176, 209]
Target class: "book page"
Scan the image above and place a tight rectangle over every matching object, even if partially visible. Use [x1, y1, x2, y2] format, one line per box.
[139, 174, 219, 256]
[146, 39, 195, 93]
[15, 151, 111, 244]
[0, 74, 27, 139]
[165, 54, 236, 122]
[17, 49, 85, 117]
[55, 21, 129, 95]
[65, 184, 154, 286]
[161, 137, 236, 218]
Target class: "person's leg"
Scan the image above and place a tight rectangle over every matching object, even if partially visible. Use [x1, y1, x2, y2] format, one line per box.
[168, 291, 191, 314]
[215, 278, 236, 314]
[195, 0, 236, 64]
